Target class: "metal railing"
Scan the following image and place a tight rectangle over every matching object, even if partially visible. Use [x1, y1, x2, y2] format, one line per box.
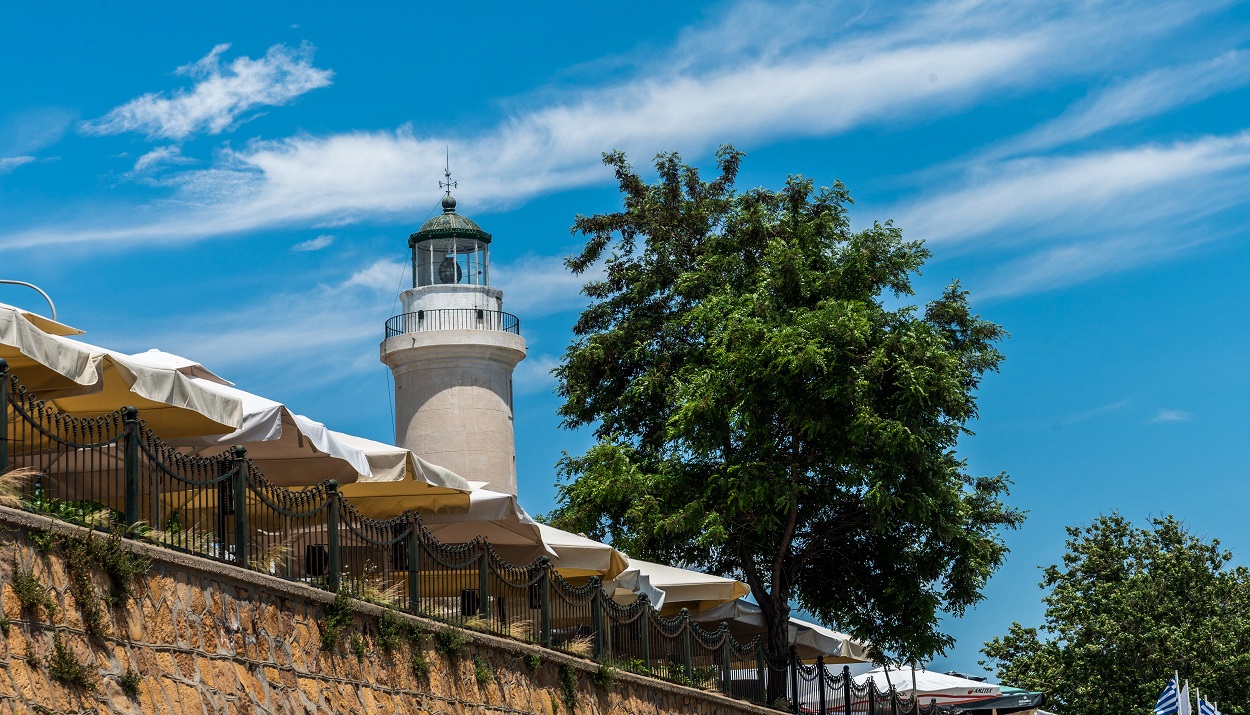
[0, 358, 937, 714]
[385, 309, 520, 338]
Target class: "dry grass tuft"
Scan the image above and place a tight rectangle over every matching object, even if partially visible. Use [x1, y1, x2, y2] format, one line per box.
[148, 525, 216, 553]
[462, 615, 493, 632]
[0, 467, 37, 508]
[248, 541, 290, 574]
[505, 619, 534, 641]
[564, 634, 594, 658]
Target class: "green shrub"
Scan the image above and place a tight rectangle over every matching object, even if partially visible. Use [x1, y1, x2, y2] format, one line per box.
[47, 635, 94, 690]
[10, 557, 56, 617]
[406, 622, 430, 648]
[435, 628, 468, 658]
[610, 656, 649, 676]
[591, 663, 617, 689]
[30, 527, 56, 553]
[559, 664, 578, 711]
[410, 652, 430, 678]
[319, 591, 355, 652]
[473, 655, 494, 687]
[377, 608, 403, 654]
[119, 666, 141, 699]
[350, 633, 367, 662]
[523, 653, 541, 672]
[0, 615, 9, 636]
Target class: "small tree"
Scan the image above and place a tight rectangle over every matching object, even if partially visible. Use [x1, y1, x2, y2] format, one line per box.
[549, 146, 1021, 680]
[984, 514, 1250, 715]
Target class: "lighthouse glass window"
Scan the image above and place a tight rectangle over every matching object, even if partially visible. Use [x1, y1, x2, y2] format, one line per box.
[416, 237, 488, 287]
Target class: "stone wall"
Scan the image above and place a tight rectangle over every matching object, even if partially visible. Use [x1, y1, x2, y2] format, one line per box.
[0, 507, 771, 715]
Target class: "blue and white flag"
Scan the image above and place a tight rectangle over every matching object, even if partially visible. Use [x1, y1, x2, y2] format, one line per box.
[1199, 699, 1221, 715]
[1155, 676, 1180, 715]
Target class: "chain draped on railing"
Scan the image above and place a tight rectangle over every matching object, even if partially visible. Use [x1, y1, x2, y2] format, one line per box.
[0, 359, 941, 714]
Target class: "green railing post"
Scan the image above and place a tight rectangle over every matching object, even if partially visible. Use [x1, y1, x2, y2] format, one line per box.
[407, 514, 421, 615]
[680, 608, 693, 683]
[122, 406, 139, 527]
[890, 686, 899, 715]
[869, 674, 877, 715]
[232, 447, 248, 565]
[842, 665, 853, 715]
[790, 647, 800, 714]
[326, 480, 340, 592]
[817, 656, 827, 715]
[590, 577, 604, 660]
[638, 594, 651, 670]
[0, 359, 9, 474]
[477, 545, 490, 620]
[538, 556, 552, 647]
[721, 631, 733, 694]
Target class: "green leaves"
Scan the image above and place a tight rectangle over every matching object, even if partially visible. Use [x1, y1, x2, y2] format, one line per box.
[550, 145, 1020, 665]
[983, 514, 1250, 715]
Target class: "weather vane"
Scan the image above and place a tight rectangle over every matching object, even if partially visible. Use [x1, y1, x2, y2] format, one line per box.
[439, 147, 457, 197]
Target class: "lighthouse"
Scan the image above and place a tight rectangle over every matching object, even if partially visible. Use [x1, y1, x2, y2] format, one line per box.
[381, 169, 526, 496]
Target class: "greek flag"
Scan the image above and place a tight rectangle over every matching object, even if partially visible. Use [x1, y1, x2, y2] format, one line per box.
[1199, 699, 1221, 715]
[1155, 676, 1180, 715]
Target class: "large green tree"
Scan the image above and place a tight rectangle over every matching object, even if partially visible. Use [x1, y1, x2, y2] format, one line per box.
[548, 147, 1022, 669]
[983, 514, 1250, 715]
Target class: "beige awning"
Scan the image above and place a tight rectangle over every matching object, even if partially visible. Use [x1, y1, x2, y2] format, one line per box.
[2, 306, 243, 439]
[47, 339, 243, 438]
[419, 488, 552, 554]
[619, 558, 750, 615]
[1, 303, 100, 393]
[333, 433, 471, 516]
[537, 523, 629, 580]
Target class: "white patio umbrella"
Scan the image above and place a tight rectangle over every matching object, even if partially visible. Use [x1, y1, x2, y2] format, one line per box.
[332, 431, 472, 516]
[0, 302, 93, 393]
[692, 599, 871, 663]
[143, 351, 371, 486]
[603, 563, 668, 608]
[2, 309, 243, 438]
[852, 667, 1000, 708]
[615, 558, 750, 615]
[536, 523, 629, 579]
[417, 488, 556, 559]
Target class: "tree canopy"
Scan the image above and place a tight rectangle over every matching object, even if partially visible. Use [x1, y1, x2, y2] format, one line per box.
[548, 146, 1022, 666]
[983, 514, 1250, 715]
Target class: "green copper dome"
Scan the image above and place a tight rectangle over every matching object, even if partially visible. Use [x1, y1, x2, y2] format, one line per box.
[409, 195, 492, 245]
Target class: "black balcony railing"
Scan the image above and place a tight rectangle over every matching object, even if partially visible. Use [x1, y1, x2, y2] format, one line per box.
[0, 358, 939, 715]
[385, 309, 520, 338]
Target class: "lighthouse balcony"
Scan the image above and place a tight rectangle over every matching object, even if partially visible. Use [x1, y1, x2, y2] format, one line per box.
[385, 308, 520, 337]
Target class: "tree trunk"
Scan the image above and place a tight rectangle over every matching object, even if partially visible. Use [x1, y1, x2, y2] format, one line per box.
[760, 593, 792, 708]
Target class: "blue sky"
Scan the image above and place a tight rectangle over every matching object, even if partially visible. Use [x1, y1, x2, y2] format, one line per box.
[4, 0, 1250, 675]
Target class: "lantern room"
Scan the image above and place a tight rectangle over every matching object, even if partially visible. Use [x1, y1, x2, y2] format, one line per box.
[408, 194, 492, 288]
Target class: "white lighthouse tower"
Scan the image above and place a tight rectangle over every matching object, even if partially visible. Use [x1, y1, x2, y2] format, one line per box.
[381, 169, 526, 496]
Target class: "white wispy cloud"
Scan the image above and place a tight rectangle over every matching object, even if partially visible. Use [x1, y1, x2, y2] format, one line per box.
[343, 258, 405, 292]
[80, 42, 332, 141]
[129, 145, 192, 175]
[7, 1, 1199, 252]
[896, 132, 1250, 248]
[514, 353, 560, 396]
[1059, 399, 1130, 426]
[492, 254, 603, 317]
[0, 156, 35, 175]
[116, 250, 586, 398]
[291, 234, 335, 252]
[992, 50, 1250, 158]
[1151, 409, 1193, 423]
[0, 107, 76, 156]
